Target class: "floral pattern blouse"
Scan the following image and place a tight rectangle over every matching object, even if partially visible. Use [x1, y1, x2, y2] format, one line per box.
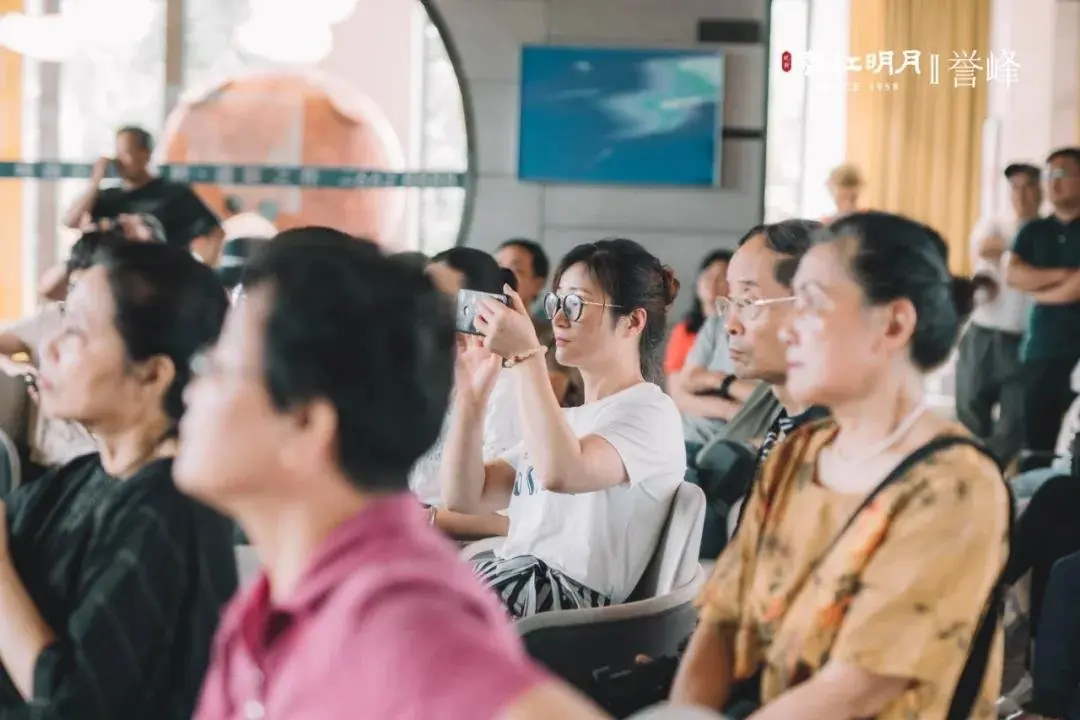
[697, 419, 1010, 719]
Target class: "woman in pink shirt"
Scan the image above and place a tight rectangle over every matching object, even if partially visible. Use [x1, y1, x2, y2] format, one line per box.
[175, 228, 608, 720]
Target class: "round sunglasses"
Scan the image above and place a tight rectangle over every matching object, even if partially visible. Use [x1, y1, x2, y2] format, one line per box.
[543, 291, 621, 322]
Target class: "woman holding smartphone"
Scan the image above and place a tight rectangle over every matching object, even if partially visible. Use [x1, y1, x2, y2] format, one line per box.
[439, 238, 687, 618]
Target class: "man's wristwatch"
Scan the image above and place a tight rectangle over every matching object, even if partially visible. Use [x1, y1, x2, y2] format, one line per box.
[718, 373, 737, 401]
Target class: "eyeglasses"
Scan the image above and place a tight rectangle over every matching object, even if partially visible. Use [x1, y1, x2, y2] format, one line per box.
[543, 292, 621, 322]
[716, 296, 796, 320]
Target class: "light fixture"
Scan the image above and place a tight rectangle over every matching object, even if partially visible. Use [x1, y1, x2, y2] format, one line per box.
[235, 15, 334, 64]
[0, 0, 154, 62]
[0, 14, 72, 61]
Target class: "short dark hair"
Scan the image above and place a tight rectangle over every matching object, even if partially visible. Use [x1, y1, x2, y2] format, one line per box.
[737, 219, 823, 287]
[684, 249, 734, 333]
[497, 238, 550, 280]
[68, 229, 127, 274]
[553, 238, 679, 384]
[93, 242, 228, 433]
[1047, 147, 1080, 167]
[116, 126, 154, 153]
[242, 227, 454, 489]
[430, 247, 504, 294]
[1004, 162, 1041, 182]
[826, 211, 972, 371]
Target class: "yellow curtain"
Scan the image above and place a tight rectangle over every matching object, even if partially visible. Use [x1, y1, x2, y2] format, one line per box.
[846, 0, 991, 275]
[0, 0, 24, 320]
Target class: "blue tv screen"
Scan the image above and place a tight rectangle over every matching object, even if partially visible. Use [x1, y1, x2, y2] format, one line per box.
[518, 45, 725, 186]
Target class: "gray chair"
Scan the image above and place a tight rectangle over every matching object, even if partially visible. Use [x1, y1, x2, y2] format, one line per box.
[234, 545, 261, 586]
[727, 497, 744, 541]
[0, 371, 29, 495]
[463, 483, 708, 695]
[0, 428, 20, 496]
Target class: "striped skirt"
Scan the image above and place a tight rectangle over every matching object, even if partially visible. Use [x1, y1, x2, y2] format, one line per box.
[473, 554, 612, 619]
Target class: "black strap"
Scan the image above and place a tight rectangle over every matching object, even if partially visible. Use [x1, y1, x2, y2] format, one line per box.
[807, 435, 1011, 719]
[941, 443, 1014, 720]
[815, 436, 998, 557]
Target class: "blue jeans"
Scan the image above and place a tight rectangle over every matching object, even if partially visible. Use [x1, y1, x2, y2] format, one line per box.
[1012, 467, 1067, 506]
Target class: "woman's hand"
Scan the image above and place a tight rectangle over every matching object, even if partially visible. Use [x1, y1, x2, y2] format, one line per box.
[455, 339, 502, 409]
[475, 285, 541, 359]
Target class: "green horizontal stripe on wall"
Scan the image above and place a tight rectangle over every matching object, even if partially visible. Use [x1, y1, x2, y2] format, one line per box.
[0, 162, 469, 189]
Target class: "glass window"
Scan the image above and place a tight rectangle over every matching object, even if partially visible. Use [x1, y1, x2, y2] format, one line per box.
[3, 0, 470, 319]
[177, 0, 468, 253]
[763, 0, 810, 223]
[55, 0, 167, 257]
[417, 17, 467, 253]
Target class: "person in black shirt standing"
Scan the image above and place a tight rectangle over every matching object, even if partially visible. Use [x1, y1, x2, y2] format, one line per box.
[0, 241, 237, 718]
[1006, 147, 1080, 461]
[62, 126, 224, 266]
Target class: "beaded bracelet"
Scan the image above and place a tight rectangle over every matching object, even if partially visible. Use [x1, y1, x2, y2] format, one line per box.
[502, 346, 548, 369]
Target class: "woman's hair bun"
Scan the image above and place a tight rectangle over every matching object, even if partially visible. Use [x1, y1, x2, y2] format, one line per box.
[950, 275, 976, 321]
[660, 265, 681, 307]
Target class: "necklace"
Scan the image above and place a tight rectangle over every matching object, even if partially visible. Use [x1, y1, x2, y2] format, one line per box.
[832, 402, 929, 465]
[108, 429, 174, 480]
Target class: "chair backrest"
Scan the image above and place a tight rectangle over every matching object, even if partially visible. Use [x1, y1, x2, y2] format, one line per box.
[0, 428, 20, 495]
[727, 496, 745, 540]
[628, 482, 706, 601]
[0, 371, 30, 450]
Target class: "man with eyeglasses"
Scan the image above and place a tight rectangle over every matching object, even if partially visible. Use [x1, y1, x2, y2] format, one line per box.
[718, 221, 829, 459]
[1006, 147, 1080, 465]
[669, 285, 754, 457]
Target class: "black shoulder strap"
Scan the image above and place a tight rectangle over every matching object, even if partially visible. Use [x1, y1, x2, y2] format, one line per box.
[821, 435, 997, 557]
[814, 435, 1010, 720]
[944, 445, 1013, 720]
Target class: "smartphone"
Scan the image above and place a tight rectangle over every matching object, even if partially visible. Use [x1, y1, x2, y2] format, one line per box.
[456, 289, 507, 335]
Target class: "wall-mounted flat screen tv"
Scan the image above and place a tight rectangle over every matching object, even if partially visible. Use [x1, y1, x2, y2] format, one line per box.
[518, 45, 725, 186]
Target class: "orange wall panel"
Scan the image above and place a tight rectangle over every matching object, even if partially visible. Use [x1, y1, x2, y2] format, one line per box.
[0, 0, 24, 320]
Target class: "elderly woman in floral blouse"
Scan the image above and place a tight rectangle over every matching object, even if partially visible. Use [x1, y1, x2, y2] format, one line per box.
[671, 212, 1010, 720]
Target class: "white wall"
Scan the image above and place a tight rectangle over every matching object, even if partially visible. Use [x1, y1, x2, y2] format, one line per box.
[431, 0, 769, 316]
[984, 0, 1077, 218]
[798, 0, 849, 220]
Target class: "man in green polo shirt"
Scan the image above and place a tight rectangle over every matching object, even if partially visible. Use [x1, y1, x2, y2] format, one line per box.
[1006, 146, 1080, 460]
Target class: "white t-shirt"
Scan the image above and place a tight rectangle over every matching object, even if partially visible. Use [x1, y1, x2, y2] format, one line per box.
[496, 382, 686, 603]
[221, 213, 278, 241]
[409, 371, 519, 506]
[969, 216, 1031, 334]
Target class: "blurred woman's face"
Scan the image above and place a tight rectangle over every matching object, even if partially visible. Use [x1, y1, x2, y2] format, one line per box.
[783, 241, 887, 407]
[37, 266, 167, 431]
[696, 259, 729, 310]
